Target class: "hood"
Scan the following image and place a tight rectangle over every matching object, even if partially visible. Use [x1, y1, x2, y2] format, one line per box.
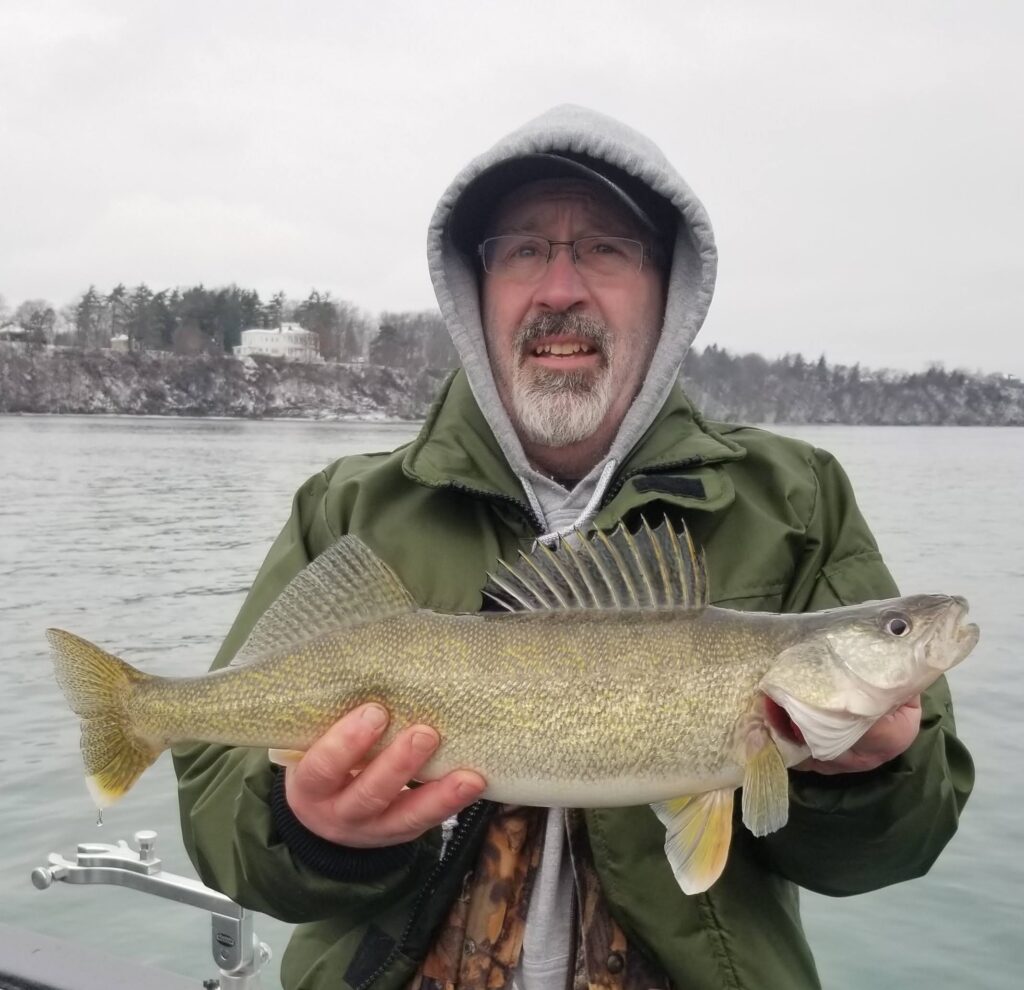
[427, 104, 717, 538]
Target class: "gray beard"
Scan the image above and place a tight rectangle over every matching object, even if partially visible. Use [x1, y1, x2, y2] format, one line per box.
[509, 314, 615, 448]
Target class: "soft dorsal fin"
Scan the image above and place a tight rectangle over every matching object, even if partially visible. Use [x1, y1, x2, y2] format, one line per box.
[483, 518, 708, 612]
[231, 536, 415, 665]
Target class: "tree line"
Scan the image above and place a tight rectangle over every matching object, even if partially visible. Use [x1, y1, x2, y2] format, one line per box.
[3, 287, 1020, 424]
[0, 284, 458, 370]
[681, 345, 1023, 425]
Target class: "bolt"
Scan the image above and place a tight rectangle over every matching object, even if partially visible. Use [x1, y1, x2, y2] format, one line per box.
[134, 829, 158, 861]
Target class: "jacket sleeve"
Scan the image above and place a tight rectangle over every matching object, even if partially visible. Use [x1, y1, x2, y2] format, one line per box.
[172, 471, 440, 924]
[760, 448, 975, 896]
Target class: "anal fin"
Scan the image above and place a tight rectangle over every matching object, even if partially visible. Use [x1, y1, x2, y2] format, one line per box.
[651, 788, 734, 895]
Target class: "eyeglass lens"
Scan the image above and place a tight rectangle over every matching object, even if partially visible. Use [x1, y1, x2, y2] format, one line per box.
[481, 236, 644, 279]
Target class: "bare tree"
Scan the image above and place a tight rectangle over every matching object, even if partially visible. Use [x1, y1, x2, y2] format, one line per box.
[374, 309, 458, 371]
[14, 299, 56, 346]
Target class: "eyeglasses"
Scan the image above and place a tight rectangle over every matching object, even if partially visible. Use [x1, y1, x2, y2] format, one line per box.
[478, 235, 647, 282]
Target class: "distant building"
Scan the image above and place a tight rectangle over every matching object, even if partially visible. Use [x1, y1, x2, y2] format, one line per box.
[0, 324, 28, 342]
[234, 322, 322, 363]
[110, 334, 131, 353]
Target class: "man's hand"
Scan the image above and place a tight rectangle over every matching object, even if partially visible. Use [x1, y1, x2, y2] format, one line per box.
[794, 697, 923, 775]
[284, 703, 487, 847]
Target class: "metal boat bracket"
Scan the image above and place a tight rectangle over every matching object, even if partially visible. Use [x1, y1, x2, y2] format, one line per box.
[32, 829, 271, 989]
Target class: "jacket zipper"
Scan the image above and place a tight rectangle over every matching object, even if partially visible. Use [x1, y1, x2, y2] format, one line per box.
[355, 800, 490, 990]
[445, 456, 708, 538]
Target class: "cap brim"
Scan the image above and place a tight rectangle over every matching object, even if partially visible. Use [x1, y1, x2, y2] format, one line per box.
[448, 153, 674, 257]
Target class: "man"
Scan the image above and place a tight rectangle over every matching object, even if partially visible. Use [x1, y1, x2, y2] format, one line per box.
[175, 105, 973, 989]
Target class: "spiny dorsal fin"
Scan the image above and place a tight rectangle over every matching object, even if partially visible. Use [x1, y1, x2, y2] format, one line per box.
[231, 536, 415, 665]
[483, 518, 709, 612]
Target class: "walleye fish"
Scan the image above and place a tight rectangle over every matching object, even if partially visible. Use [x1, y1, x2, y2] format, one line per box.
[48, 520, 978, 895]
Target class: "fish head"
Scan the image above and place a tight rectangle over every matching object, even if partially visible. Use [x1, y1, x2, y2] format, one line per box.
[760, 594, 978, 761]
[818, 593, 978, 695]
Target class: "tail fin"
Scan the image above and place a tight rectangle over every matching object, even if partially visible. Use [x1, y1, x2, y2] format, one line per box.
[47, 628, 162, 808]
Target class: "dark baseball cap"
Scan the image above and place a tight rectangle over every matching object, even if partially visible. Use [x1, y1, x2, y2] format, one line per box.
[448, 152, 677, 260]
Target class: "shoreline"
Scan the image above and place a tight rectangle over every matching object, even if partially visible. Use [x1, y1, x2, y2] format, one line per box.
[0, 410, 424, 425]
[2, 410, 1021, 429]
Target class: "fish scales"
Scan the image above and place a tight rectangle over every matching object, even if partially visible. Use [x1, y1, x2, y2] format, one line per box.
[125, 607, 796, 806]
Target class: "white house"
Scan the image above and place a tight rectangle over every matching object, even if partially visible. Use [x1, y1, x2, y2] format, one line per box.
[0, 323, 28, 342]
[234, 322, 322, 363]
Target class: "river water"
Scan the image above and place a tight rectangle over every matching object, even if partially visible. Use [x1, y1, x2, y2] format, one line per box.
[0, 415, 1020, 989]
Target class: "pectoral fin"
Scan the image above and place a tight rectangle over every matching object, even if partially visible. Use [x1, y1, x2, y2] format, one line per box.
[651, 788, 734, 895]
[741, 737, 789, 837]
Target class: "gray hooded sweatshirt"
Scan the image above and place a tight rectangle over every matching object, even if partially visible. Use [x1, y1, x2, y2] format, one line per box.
[426, 104, 718, 986]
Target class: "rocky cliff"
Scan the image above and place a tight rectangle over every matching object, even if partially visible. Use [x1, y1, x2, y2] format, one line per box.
[0, 345, 443, 419]
[3, 343, 1023, 425]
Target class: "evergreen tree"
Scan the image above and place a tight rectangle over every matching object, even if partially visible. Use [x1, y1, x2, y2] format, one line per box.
[369, 322, 416, 367]
[239, 288, 262, 334]
[126, 283, 156, 349]
[74, 286, 107, 347]
[295, 289, 340, 360]
[151, 290, 178, 349]
[264, 291, 287, 329]
[208, 286, 249, 352]
[107, 284, 129, 343]
[176, 285, 217, 351]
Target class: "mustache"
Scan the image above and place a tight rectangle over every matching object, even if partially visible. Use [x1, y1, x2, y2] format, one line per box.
[513, 313, 611, 358]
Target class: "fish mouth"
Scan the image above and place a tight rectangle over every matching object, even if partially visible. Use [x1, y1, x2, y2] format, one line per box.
[933, 595, 979, 670]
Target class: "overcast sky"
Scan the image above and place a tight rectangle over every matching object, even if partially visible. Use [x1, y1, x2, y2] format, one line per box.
[2, 0, 1021, 375]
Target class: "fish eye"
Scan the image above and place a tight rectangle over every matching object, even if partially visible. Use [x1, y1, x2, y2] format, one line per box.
[884, 614, 912, 637]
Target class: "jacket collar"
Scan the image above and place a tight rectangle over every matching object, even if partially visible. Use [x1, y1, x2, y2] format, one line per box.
[403, 369, 745, 519]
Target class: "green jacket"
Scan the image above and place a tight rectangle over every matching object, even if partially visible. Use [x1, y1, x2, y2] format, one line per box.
[174, 372, 973, 990]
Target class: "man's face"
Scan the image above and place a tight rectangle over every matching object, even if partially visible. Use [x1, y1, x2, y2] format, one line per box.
[480, 181, 665, 452]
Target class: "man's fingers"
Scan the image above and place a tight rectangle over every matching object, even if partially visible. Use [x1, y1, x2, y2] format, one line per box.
[337, 724, 444, 822]
[284, 711, 488, 847]
[290, 704, 390, 800]
[384, 771, 487, 838]
[340, 770, 487, 847]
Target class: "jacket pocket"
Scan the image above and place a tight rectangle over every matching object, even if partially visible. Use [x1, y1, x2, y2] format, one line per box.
[819, 549, 896, 605]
